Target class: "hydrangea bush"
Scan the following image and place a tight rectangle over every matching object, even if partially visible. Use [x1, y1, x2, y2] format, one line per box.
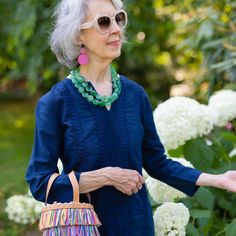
[153, 202, 190, 236]
[5, 194, 43, 224]
[208, 90, 236, 127]
[5, 160, 63, 225]
[153, 96, 214, 150]
[149, 89, 236, 235]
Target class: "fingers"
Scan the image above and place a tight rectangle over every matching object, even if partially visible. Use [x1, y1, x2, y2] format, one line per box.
[113, 168, 145, 196]
[139, 175, 145, 184]
[127, 175, 143, 195]
[136, 181, 143, 190]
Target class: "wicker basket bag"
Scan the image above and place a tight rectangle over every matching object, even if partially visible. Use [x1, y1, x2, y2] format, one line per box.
[39, 171, 101, 235]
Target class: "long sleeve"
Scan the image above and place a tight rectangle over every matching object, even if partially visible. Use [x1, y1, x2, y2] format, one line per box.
[25, 88, 81, 203]
[142, 92, 202, 196]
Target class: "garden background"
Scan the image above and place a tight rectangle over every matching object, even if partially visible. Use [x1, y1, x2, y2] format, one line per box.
[0, 0, 236, 235]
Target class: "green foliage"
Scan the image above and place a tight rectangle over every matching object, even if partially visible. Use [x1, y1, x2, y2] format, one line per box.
[183, 138, 214, 171]
[0, 0, 61, 94]
[176, 0, 236, 97]
[171, 124, 236, 235]
[0, 101, 36, 235]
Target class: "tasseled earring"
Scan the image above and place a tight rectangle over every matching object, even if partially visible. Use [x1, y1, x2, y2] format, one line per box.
[77, 43, 89, 65]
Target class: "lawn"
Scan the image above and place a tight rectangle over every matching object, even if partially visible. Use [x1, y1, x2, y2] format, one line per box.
[0, 99, 40, 235]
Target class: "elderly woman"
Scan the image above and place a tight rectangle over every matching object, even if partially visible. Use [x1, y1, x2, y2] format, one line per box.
[26, 0, 236, 235]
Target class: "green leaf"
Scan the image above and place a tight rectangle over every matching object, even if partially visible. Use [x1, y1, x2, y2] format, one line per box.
[186, 223, 202, 236]
[194, 187, 215, 210]
[218, 198, 236, 217]
[198, 20, 214, 40]
[190, 209, 211, 219]
[168, 145, 183, 157]
[183, 138, 214, 170]
[222, 132, 236, 143]
[226, 219, 236, 236]
[202, 38, 226, 49]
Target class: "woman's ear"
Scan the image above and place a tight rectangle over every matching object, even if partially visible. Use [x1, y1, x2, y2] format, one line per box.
[76, 32, 85, 45]
[76, 33, 82, 45]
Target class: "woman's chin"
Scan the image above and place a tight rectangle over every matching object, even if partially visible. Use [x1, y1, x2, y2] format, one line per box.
[107, 49, 121, 60]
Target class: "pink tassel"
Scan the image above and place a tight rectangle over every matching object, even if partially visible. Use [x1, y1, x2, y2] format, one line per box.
[39, 208, 101, 235]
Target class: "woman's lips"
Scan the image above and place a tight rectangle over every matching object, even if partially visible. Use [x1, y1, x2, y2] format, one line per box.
[108, 40, 120, 46]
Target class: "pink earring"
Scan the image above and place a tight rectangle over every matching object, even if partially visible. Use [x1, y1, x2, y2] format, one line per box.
[77, 44, 89, 65]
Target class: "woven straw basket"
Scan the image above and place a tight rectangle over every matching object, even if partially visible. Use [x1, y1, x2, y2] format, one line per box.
[39, 171, 101, 235]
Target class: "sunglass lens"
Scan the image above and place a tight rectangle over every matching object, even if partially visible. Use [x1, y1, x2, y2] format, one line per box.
[115, 12, 126, 27]
[98, 16, 111, 32]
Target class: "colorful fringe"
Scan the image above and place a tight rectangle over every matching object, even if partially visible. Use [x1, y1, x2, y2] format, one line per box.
[39, 208, 101, 235]
[42, 225, 100, 236]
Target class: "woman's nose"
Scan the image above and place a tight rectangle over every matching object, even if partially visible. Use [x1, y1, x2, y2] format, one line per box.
[110, 19, 122, 34]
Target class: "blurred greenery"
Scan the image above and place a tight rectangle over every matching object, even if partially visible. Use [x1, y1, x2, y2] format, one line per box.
[0, 100, 37, 235]
[0, 0, 235, 105]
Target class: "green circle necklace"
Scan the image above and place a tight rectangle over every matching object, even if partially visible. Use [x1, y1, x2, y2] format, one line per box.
[70, 65, 121, 107]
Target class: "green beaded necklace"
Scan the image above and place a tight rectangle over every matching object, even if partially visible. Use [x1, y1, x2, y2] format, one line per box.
[70, 65, 121, 107]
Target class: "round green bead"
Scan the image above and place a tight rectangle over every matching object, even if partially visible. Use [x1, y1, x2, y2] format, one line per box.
[78, 87, 85, 93]
[77, 77, 83, 83]
[75, 83, 80, 88]
[86, 87, 92, 92]
[93, 99, 99, 105]
[81, 82, 87, 87]
[87, 95, 94, 102]
[113, 93, 118, 99]
[82, 92, 88, 98]
[101, 96, 109, 102]
[98, 101, 105, 107]
[96, 94, 102, 100]
[70, 65, 121, 107]
[91, 91, 97, 96]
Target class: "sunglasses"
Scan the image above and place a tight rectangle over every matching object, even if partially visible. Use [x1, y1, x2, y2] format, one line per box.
[81, 10, 127, 34]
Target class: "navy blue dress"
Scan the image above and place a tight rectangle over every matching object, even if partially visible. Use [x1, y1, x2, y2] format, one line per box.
[26, 75, 202, 236]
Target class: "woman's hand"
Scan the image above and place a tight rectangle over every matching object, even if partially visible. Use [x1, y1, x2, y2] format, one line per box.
[217, 171, 236, 192]
[104, 167, 145, 196]
[196, 170, 236, 192]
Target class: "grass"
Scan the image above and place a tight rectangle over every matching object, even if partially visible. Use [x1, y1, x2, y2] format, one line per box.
[0, 99, 40, 235]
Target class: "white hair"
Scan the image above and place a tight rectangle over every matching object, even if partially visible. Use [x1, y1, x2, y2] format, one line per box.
[49, 0, 124, 68]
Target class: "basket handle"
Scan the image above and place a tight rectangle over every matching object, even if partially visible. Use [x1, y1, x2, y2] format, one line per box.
[45, 173, 60, 205]
[68, 171, 91, 203]
[45, 171, 91, 205]
[68, 170, 80, 202]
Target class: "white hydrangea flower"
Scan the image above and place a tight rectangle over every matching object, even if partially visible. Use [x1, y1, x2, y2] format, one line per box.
[208, 89, 236, 127]
[171, 157, 193, 167]
[153, 96, 214, 150]
[229, 148, 236, 158]
[145, 158, 193, 203]
[5, 195, 43, 224]
[142, 168, 149, 180]
[153, 202, 190, 236]
[6, 160, 63, 225]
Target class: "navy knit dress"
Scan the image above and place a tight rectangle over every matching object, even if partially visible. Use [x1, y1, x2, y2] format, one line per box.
[26, 75, 202, 236]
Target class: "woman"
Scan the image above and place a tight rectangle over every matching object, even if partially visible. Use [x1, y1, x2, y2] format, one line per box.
[26, 0, 236, 235]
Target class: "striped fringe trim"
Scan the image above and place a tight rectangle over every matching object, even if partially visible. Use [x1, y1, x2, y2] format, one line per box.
[39, 208, 101, 231]
[42, 225, 100, 236]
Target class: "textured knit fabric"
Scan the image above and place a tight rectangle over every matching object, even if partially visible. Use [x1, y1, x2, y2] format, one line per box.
[26, 75, 202, 236]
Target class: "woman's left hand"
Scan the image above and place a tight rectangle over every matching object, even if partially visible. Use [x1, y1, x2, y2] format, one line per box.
[196, 171, 236, 192]
[217, 171, 236, 192]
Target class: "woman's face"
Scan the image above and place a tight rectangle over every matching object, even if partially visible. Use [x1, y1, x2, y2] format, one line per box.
[79, 0, 124, 63]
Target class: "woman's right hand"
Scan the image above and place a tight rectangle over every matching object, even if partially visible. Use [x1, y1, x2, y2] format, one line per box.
[104, 167, 145, 196]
